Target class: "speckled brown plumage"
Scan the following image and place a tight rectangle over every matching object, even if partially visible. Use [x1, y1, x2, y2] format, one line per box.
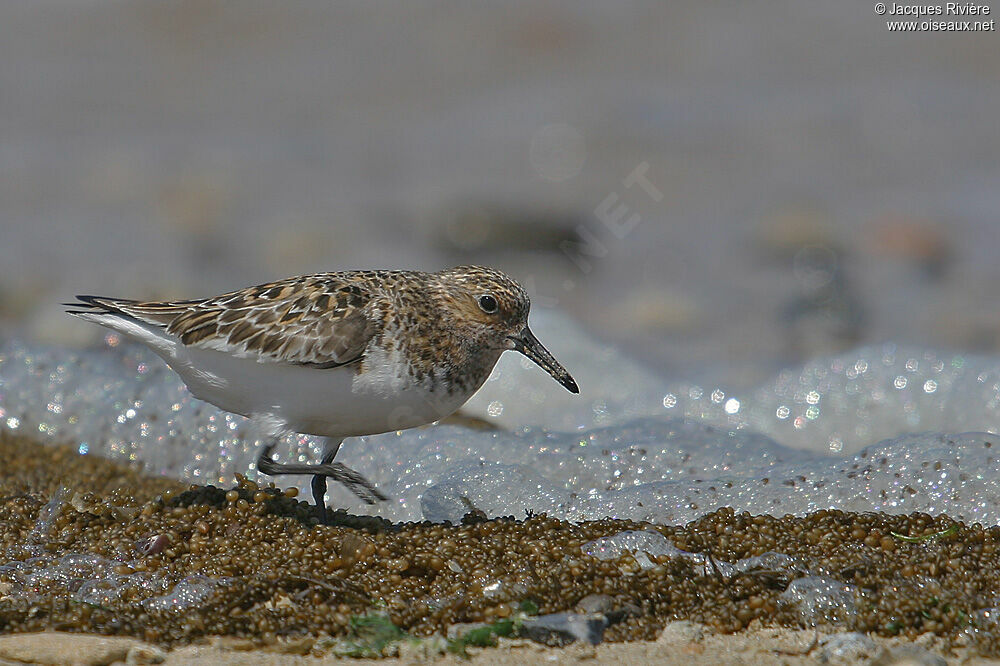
[68, 266, 541, 393]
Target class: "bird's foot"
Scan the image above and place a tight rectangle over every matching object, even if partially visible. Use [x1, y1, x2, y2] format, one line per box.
[311, 462, 388, 505]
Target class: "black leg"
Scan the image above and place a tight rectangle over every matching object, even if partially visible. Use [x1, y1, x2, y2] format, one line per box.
[255, 438, 386, 513]
[311, 475, 327, 522]
[310, 438, 342, 522]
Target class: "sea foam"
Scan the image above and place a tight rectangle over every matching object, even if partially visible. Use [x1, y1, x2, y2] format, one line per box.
[1, 311, 999, 524]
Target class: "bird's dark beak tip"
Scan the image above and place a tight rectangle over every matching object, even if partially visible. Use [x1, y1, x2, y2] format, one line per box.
[513, 327, 580, 395]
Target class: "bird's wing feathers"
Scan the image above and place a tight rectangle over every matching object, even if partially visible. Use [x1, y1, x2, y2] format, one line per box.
[68, 275, 382, 368]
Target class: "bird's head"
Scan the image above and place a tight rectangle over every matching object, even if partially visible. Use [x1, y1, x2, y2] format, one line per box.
[432, 265, 579, 394]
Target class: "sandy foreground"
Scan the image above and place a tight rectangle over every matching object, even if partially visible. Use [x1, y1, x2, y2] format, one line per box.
[5, 432, 1000, 664]
[0, 625, 995, 665]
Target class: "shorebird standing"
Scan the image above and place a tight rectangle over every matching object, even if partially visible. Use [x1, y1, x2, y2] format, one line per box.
[66, 266, 578, 521]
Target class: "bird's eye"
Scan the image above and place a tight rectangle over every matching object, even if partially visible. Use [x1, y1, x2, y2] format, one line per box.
[477, 294, 499, 314]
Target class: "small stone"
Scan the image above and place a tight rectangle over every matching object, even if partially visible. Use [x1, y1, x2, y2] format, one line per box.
[873, 645, 947, 666]
[261, 638, 315, 655]
[126, 644, 166, 665]
[574, 593, 614, 615]
[657, 620, 707, 644]
[819, 632, 884, 664]
[396, 635, 447, 660]
[135, 533, 170, 557]
[0, 632, 153, 666]
[446, 622, 491, 641]
[519, 612, 608, 647]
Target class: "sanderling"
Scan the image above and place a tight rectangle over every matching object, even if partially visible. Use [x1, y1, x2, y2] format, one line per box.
[66, 266, 578, 520]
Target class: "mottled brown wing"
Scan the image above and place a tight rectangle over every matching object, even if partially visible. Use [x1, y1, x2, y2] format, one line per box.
[102, 275, 381, 368]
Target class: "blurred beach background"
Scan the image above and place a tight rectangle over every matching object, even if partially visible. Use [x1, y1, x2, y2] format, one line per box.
[1, 1, 999, 389]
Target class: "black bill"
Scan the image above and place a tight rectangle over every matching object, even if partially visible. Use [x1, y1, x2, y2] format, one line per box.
[508, 326, 579, 394]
